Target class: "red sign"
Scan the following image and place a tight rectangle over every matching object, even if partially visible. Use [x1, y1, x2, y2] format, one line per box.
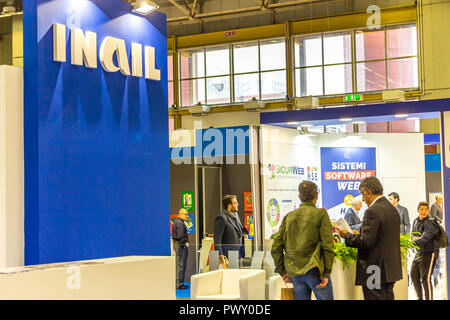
[224, 30, 237, 38]
[244, 192, 253, 212]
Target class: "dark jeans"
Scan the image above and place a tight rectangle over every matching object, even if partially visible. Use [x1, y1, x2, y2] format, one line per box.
[291, 268, 334, 300]
[362, 282, 395, 300]
[411, 251, 439, 300]
[174, 242, 188, 288]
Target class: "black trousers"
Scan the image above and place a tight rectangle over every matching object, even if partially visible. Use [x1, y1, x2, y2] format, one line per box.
[174, 242, 188, 287]
[411, 251, 439, 300]
[362, 282, 395, 300]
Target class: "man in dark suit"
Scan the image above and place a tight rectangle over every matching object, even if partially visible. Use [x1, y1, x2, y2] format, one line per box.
[388, 192, 411, 235]
[336, 177, 402, 300]
[430, 194, 443, 223]
[214, 195, 248, 263]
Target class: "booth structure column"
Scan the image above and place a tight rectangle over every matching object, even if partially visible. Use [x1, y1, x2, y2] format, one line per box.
[0, 65, 24, 268]
[440, 111, 450, 299]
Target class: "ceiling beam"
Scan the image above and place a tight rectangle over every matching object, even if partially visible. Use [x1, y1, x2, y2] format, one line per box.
[191, 0, 199, 16]
[167, 0, 326, 23]
[167, 0, 191, 16]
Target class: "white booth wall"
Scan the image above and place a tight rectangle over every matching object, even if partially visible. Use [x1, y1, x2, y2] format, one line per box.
[0, 65, 24, 267]
[260, 125, 426, 239]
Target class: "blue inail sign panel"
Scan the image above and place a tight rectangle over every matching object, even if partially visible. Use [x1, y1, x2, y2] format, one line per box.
[24, 0, 169, 264]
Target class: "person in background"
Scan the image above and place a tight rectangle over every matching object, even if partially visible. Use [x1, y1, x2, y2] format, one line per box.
[336, 177, 402, 300]
[388, 192, 411, 235]
[214, 195, 248, 263]
[411, 202, 440, 300]
[344, 198, 363, 232]
[172, 208, 189, 290]
[430, 194, 444, 287]
[271, 180, 335, 300]
[430, 194, 444, 223]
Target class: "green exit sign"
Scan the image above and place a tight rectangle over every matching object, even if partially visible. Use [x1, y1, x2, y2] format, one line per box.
[344, 94, 362, 102]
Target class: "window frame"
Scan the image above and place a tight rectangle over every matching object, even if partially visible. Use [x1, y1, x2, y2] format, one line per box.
[177, 37, 287, 107]
[293, 23, 419, 98]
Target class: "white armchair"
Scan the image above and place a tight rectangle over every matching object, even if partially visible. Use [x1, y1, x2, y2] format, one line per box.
[268, 274, 293, 300]
[191, 269, 266, 300]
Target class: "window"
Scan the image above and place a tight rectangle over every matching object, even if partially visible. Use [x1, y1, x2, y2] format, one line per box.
[259, 40, 287, 100]
[294, 24, 418, 97]
[168, 52, 174, 108]
[233, 39, 286, 102]
[178, 39, 286, 106]
[180, 49, 207, 106]
[294, 32, 353, 96]
[179, 46, 230, 106]
[355, 24, 418, 92]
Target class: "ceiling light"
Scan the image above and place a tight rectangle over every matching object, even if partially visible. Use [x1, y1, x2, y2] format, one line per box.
[286, 121, 300, 125]
[394, 113, 408, 118]
[131, 0, 159, 15]
[352, 121, 366, 125]
[339, 118, 352, 122]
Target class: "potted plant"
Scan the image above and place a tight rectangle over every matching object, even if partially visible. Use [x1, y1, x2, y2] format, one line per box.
[330, 241, 360, 299]
[330, 234, 419, 300]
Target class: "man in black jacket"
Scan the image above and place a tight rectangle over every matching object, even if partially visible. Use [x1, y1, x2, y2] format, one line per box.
[411, 202, 440, 300]
[337, 176, 402, 300]
[172, 208, 189, 289]
[214, 195, 248, 263]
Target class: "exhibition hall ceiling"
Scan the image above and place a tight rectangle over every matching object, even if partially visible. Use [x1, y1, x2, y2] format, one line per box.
[152, 0, 415, 36]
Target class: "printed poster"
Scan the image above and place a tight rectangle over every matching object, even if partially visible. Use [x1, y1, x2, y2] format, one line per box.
[170, 213, 195, 235]
[181, 191, 194, 211]
[244, 192, 253, 212]
[244, 213, 254, 240]
[320, 147, 376, 220]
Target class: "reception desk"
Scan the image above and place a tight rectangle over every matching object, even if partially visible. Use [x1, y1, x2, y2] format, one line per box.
[0, 256, 175, 300]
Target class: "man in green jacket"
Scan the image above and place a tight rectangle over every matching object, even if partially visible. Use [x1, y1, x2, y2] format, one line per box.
[271, 180, 335, 300]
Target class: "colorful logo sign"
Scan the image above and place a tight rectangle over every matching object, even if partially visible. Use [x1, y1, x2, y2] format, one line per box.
[266, 198, 281, 228]
[267, 163, 318, 180]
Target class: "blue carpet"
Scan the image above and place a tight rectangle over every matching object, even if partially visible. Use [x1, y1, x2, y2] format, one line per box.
[176, 282, 190, 299]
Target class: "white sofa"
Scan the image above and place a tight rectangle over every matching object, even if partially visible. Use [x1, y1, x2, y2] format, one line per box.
[191, 269, 266, 300]
[268, 274, 294, 300]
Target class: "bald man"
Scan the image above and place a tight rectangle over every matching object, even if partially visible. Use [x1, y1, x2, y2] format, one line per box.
[172, 208, 189, 289]
[344, 198, 362, 232]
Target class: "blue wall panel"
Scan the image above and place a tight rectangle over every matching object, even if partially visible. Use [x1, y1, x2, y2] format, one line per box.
[425, 154, 442, 172]
[24, 0, 169, 264]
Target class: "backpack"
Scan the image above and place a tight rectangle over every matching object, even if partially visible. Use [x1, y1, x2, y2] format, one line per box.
[431, 219, 449, 248]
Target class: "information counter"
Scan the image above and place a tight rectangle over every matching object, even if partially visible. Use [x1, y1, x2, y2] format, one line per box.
[0, 256, 175, 300]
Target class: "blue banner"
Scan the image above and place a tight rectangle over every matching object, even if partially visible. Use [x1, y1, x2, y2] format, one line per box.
[320, 147, 377, 214]
[24, 0, 169, 264]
